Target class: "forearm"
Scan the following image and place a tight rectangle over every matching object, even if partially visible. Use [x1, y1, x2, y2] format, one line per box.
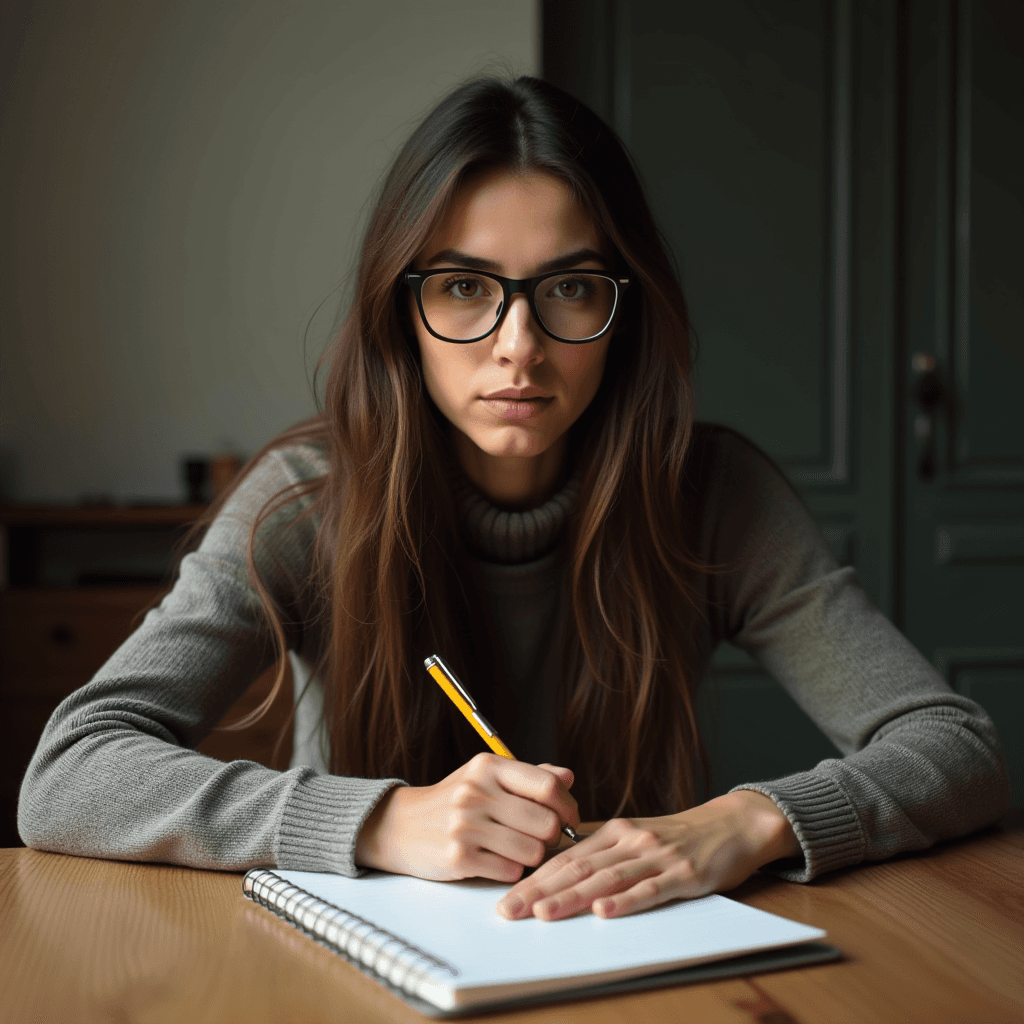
[734, 554, 1009, 880]
[18, 700, 402, 874]
[733, 699, 1010, 882]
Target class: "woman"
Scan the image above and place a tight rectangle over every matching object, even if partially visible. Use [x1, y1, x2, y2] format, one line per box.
[18, 76, 1008, 922]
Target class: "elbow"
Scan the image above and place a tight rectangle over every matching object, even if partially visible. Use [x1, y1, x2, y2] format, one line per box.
[17, 748, 72, 851]
[969, 706, 1013, 824]
[942, 714, 1013, 835]
[16, 716, 108, 853]
[16, 692, 97, 851]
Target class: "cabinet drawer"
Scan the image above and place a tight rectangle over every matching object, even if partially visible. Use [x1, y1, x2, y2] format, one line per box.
[2, 671, 95, 702]
[1, 696, 60, 848]
[1, 777, 22, 847]
[1, 697, 55, 776]
[0, 587, 163, 691]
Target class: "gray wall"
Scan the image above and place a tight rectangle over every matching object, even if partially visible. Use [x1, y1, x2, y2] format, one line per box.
[0, 1, 538, 503]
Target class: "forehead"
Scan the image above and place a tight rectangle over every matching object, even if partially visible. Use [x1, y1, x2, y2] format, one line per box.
[421, 168, 605, 267]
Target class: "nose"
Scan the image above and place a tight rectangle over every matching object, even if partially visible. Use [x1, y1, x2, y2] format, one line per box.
[491, 291, 544, 369]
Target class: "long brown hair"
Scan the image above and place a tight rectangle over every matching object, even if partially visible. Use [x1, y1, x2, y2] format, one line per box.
[202, 76, 707, 818]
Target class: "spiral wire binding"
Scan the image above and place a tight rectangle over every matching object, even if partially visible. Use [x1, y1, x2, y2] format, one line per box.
[243, 869, 459, 1001]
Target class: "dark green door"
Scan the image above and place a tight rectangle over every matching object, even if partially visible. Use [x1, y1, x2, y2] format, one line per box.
[902, 0, 1024, 804]
[543, 0, 1022, 801]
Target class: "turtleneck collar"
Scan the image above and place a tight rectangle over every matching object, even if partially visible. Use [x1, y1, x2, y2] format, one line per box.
[453, 468, 580, 565]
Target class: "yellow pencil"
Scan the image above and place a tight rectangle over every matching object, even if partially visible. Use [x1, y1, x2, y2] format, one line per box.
[424, 654, 579, 843]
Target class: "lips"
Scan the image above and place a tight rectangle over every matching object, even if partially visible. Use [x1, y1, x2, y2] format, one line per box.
[482, 386, 550, 400]
[480, 387, 554, 421]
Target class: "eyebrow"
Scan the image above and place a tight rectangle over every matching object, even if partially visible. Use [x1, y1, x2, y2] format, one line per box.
[424, 247, 609, 275]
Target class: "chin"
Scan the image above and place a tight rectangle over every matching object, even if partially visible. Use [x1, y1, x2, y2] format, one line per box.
[477, 427, 550, 458]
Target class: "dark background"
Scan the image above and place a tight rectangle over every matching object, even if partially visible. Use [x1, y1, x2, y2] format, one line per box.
[543, 0, 1023, 803]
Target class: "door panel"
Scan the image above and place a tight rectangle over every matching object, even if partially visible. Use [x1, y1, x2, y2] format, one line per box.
[959, 1, 1024, 476]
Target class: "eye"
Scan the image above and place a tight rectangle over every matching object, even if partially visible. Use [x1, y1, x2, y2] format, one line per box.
[440, 274, 492, 300]
[548, 276, 595, 300]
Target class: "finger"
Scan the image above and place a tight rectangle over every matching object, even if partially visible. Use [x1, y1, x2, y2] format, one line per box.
[462, 846, 530, 885]
[446, 817, 548, 881]
[488, 791, 565, 846]
[502, 824, 623, 896]
[532, 858, 662, 921]
[490, 761, 580, 831]
[495, 835, 628, 919]
[592, 870, 693, 919]
[533, 766, 577, 843]
[514, 819, 623, 881]
[475, 818, 549, 869]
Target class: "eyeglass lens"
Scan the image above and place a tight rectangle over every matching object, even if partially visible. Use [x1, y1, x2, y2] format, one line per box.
[419, 273, 617, 342]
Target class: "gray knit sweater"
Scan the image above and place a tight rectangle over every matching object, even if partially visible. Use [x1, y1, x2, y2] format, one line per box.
[17, 425, 1010, 881]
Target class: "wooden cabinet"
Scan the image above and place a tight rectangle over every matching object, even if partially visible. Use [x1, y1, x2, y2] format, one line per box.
[0, 586, 159, 689]
[0, 506, 292, 848]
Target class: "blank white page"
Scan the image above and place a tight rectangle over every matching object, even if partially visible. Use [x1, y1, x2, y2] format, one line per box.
[275, 868, 825, 1004]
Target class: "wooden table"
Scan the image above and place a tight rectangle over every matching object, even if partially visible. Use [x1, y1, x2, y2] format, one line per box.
[2, 815, 1022, 1024]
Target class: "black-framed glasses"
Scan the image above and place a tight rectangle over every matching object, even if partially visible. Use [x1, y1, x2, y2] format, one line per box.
[404, 268, 631, 344]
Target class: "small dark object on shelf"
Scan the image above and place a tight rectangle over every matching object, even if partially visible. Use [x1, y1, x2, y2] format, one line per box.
[183, 458, 210, 505]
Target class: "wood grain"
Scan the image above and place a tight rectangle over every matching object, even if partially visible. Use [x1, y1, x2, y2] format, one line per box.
[1, 816, 1022, 1024]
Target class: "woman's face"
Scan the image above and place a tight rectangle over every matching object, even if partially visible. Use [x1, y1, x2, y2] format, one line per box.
[410, 169, 614, 483]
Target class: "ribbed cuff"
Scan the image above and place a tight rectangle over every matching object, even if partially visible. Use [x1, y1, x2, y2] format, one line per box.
[276, 774, 406, 877]
[731, 771, 865, 882]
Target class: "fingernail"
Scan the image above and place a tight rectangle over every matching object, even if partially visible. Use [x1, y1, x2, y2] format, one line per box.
[539, 899, 558, 918]
[595, 899, 614, 917]
[503, 899, 524, 919]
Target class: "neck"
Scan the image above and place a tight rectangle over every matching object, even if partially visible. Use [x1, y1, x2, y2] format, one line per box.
[453, 432, 568, 510]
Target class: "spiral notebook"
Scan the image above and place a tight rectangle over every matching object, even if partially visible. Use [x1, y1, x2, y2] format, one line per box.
[242, 867, 838, 1016]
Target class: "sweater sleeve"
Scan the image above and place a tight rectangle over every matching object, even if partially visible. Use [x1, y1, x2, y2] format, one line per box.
[695, 427, 1011, 882]
[17, 444, 403, 875]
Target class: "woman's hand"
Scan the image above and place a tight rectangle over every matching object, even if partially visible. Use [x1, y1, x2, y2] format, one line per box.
[495, 790, 800, 921]
[354, 753, 580, 883]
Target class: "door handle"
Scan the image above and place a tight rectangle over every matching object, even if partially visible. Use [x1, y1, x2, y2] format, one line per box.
[911, 353, 945, 480]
